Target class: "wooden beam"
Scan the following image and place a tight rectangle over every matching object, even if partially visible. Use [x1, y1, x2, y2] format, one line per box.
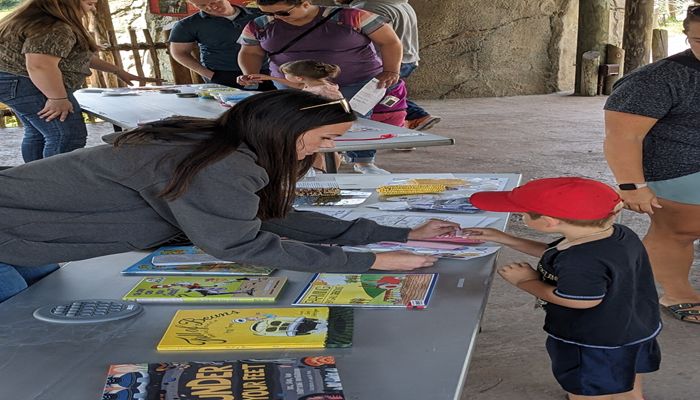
[652, 29, 669, 62]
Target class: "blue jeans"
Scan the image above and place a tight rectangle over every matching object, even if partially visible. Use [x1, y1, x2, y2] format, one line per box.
[400, 62, 429, 120]
[339, 79, 376, 163]
[0, 262, 60, 303]
[0, 72, 87, 163]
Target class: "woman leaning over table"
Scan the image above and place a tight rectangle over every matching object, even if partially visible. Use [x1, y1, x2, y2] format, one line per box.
[604, 4, 700, 324]
[236, 0, 403, 175]
[0, 0, 150, 163]
[0, 90, 460, 303]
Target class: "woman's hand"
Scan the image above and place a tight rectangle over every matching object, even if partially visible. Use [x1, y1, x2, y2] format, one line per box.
[407, 219, 461, 240]
[460, 227, 513, 244]
[37, 98, 74, 122]
[370, 251, 438, 271]
[115, 70, 158, 86]
[374, 71, 400, 89]
[619, 187, 662, 215]
[497, 262, 540, 286]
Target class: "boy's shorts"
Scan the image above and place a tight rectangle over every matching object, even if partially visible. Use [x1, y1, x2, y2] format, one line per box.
[546, 336, 661, 396]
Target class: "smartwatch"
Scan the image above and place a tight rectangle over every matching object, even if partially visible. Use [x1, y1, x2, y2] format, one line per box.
[617, 182, 648, 191]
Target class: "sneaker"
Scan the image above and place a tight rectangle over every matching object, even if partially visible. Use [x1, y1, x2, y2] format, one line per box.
[353, 163, 391, 175]
[405, 115, 441, 131]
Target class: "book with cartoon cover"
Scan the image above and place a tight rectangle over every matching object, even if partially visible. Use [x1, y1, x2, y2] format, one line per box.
[122, 276, 286, 304]
[101, 357, 345, 400]
[121, 245, 275, 276]
[293, 273, 438, 309]
[157, 307, 353, 351]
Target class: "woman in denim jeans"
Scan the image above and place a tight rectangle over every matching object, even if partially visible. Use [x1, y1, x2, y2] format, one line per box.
[0, 0, 150, 163]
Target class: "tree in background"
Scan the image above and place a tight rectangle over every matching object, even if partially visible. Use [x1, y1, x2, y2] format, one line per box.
[0, 0, 20, 10]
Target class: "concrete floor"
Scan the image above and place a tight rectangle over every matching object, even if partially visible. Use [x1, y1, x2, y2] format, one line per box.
[1, 93, 697, 399]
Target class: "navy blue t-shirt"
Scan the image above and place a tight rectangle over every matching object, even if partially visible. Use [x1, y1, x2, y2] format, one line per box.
[536, 224, 661, 348]
[169, 7, 262, 72]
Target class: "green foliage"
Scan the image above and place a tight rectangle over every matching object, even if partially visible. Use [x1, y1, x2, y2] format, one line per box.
[0, 0, 20, 10]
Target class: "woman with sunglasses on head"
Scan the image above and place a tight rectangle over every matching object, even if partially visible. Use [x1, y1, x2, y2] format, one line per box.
[604, 4, 700, 324]
[236, 0, 403, 175]
[0, 90, 459, 303]
[0, 0, 151, 163]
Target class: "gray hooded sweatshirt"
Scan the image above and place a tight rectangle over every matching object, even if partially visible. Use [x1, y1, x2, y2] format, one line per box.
[0, 133, 409, 271]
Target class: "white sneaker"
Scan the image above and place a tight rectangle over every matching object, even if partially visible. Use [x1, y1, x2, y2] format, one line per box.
[353, 163, 390, 175]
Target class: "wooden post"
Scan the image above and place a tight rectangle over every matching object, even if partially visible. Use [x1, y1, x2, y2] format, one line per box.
[143, 29, 164, 85]
[574, 0, 609, 94]
[603, 44, 625, 95]
[623, 0, 655, 73]
[90, 0, 120, 88]
[652, 29, 669, 62]
[580, 51, 601, 96]
[128, 29, 146, 86]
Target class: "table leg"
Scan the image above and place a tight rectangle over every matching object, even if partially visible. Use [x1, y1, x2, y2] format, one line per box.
[324, 152, 338, 173]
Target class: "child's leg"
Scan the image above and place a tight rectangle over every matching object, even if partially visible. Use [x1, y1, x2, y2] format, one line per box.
[610, 374, 644, 400]
[567, 393, 613, 400]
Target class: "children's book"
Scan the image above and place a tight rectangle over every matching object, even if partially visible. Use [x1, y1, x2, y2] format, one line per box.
[122, 276, 286, 304]
[102, 357, 345, 400]
[343, 242, 501, 260]
[293, 273, 438, 309]
[157, 307, 353, 351]
[121, 245, 275, 276]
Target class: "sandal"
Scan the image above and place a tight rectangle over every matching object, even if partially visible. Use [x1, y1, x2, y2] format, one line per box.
[661, 302, 700, 324]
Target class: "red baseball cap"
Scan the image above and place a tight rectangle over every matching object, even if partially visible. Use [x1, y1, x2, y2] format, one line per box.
[470, 177, 621, 220]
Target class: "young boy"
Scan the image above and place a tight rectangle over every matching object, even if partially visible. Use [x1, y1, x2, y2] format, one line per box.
[466, 177, 661, 400]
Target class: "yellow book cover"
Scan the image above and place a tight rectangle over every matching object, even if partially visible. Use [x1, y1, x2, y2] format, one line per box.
[157, 307, 353, 351]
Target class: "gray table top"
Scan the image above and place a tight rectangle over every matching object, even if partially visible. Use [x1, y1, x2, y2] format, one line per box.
[0, 173, 520, 400]
[74, 89, 455, 152]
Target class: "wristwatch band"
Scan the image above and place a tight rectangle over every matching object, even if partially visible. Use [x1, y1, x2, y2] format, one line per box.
[617, 182, 648, 190]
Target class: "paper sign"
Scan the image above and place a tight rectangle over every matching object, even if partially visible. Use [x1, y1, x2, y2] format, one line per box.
[349, 79, 386, 115]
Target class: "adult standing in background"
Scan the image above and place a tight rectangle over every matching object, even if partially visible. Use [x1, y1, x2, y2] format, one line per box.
[603, 5, 700, 324]
[334, 0, 440, 131]
[236, 0, 403, 174]
[169, 0, 275, 89]
[0, 0, 149, 163]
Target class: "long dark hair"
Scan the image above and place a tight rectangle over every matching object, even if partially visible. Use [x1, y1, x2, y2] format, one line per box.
[114, 90, 355, 220]
[0, 0, 98, 52]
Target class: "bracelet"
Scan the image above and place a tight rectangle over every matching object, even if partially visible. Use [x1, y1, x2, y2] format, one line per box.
[47, 97, 68, 100]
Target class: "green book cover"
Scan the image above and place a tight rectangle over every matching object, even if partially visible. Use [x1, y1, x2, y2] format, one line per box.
[122, 276, 286, 303]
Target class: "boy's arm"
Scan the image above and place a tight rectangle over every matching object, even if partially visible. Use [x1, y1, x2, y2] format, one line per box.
[499, 263, 602, 309]
[463, 228, 548, 257]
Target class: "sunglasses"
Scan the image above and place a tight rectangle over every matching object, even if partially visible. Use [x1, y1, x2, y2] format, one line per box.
[261, 4, 299, 17]
[299, 98, 352, 114]
[689, 5, 700, 16]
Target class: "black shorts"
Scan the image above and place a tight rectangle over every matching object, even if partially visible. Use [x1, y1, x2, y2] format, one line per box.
[546, 336, 661, 396]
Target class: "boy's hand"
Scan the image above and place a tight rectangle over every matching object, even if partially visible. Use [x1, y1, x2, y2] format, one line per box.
[408, 219, 462, 240]
[497, 262, 540, 286]
[460, 227, 512, 244]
